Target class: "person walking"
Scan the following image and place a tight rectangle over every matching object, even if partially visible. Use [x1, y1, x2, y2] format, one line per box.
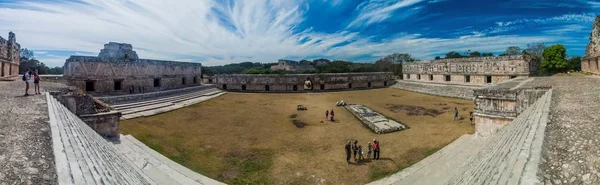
[325, 110, 329, 120]
[352, 140, 358, 162]
[373, 139, 380, 160]
[345, 141, 352, 164]
[33, 69, 41, 94]
[367, 142, 373, 160]
[23, 68, 31, 96]
[454, 107, 459, 121]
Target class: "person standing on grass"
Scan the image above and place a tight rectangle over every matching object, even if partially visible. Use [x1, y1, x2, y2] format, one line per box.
[469, 111, 473, 125]
[366, 142, 372, 159]
[325, 110, 329, 120]
[358, 145, 364, 162]
[454, 107, 459, 121]
[23, 68, 31, 96]
[33, 69, 41, 95]
[352, 140, 359, 162]
[330, 108, 335, 122]
[373, 139, 380, 160]
[345, 141, 352, 164]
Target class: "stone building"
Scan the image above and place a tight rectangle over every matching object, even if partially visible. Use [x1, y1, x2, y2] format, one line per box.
[215, 72, 394, 92]
[582, 15, 600, 75]
[402, 55, 538, 84]
[0, 32, 20, 78]
[270, 59, 315, 72]
[63, 42, 202, 94]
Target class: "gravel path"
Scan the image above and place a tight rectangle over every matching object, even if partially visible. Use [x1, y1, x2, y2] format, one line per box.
[0, 80, 68, 185]
[524, 76, 600, 185]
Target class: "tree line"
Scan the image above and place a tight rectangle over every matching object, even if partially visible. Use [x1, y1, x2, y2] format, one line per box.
[19, 48, 63, 74]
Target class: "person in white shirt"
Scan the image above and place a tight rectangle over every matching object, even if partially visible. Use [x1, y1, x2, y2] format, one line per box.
[24, 68, 31, 96]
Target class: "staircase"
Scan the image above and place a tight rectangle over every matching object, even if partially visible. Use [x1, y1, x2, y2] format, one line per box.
[368, 89, 552, 185]
[47, 93, 225, 185]
[391, 80, 483, 99]
[107, 88, 225, 120]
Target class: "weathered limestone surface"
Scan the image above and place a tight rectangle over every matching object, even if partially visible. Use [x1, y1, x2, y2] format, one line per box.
[391, 80, 482, 99]
[583, 15, 600, 75]
[403, 55, 536, 84]
[215, 72, 394, 92]
[63, 43, 202, 95]
[344, 104, 406, 134]
[0, 32, 20, 78]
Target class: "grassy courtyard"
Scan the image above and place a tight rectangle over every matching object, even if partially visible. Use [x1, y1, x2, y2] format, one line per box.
[121, 88, 475, 185]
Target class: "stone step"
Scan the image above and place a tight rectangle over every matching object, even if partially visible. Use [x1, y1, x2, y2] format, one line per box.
[111, 88, 219, 109]
[119, 102, 174, 115]
[97, 85, 217, 104]
[121, 92, 226, 120]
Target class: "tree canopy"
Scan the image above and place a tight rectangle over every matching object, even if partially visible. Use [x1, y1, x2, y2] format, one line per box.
[541, 44, 568, 72]
[18, 48, 63, 74]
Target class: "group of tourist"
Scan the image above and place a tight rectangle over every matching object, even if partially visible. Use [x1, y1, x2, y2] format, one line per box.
[22, 68, 41, 96]
[454, 107, 475, 125]
[344, 139, 380, 164]
[325, 109, 335, 122]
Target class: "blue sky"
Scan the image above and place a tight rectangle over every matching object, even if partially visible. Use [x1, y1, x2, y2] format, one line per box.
[0, 0, 598, 67]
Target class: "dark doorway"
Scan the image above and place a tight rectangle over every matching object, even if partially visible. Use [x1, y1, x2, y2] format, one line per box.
[417, 74, 421, 80]
[265, 85, 270, 91]
[368, 82, 372, 87]
[182, 77, 186, 85]
[208, 79, 213, 83]
[383, 81, 387, 86]
[406, 74, 410, 79]
[465, 75, 471, 83]
[429, 75, 433, 81]
[293, 85, 298, 91]
[113, 80, 122, 91]
[85, 81, 95, 92]
[154, 78, 161, 87]
[222, 84, 227, 90]
[486, 76, 492, 84]
[348, 83, 352, 89]
[1, 63, 4, 76]
[510, 76, 517, 79]
[242, 85, 246, 90]
[193, 76, 198, 84]
[445, 75, 451, 82]
[320, 84, 325, 90]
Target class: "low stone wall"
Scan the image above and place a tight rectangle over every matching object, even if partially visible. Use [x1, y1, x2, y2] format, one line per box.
[474, 87, 551, 136]
[96, 84, 216, 104]
[79, 111, 121, 141]
[344, 104, 407, 134]
[214, 72, 394, 92]
[391, 80, 481, 99]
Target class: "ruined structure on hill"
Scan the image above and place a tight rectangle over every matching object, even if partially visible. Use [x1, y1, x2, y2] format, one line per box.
[63, 42, 202, 94]
[582, 15, 600, 75]
[0, 32, 20, 78]
[402, 55, 538, 84]
[270, 59, 315, 72]
[215, 72, 394, 92]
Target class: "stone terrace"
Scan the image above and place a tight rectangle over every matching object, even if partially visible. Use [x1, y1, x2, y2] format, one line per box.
[391, 79, 483, 99]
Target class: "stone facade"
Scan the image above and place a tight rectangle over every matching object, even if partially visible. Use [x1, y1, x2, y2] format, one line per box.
[473, 87, 550, 136]
[270, 59, 314, 72]
[63, 42, 202, 95]
[582, 15, 600, 75]
[402, 55, 537, 84]
[0, 32, 20, 78]
[214, 72, 394, 92]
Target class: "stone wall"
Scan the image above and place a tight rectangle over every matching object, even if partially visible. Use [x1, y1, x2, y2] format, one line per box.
[402, 55, 535, 84]
[391, 80, 481, 99]
[583, 16, 600, 75]
[474, 87, 550, 136]
[214, 72, 394, 92]
[63, 43, 202, 95]
[0, 32, 20, 78]
[79, 111, 121, 141]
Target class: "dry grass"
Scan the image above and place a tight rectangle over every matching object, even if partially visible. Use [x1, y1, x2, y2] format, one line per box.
[121, 88, 475, 185]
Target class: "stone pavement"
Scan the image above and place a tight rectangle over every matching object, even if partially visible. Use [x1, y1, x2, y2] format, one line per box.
[524, 76, 600, 184]
[344, 104, 406, 134]
[0, 80, 68, 184]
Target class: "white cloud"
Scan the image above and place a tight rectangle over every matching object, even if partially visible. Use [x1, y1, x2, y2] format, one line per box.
[347, 0, 425, 28]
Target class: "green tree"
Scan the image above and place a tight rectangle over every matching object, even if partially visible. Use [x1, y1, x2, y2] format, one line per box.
[469, 51, 482, 57]
[541, 44, 568, 72]
[434, 56, 441, 60]
[445, 51, 463, 58]
[567, 56, 582, 71]
[481, 53, 494, 57]
[504, 46, 522, 55]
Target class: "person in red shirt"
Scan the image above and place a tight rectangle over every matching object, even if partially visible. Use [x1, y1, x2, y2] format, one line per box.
[33, 69, 41, 94]
[330, 108, 335, 122]
[373, 139, 380, 160]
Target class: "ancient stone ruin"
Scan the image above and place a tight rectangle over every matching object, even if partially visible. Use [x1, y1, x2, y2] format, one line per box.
[0, 32, 20, 78]
[215, 72, 394, 92]
[345, 104, 407, 134]
[402, 55, 538, 84]
[582, 15, 600, 75]
[63, 42, 202, 94]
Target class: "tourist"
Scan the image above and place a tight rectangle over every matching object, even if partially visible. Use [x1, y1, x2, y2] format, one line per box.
[23, 68, 30, 96]
[373, 139, 380, 160]
[345, 141, 352, 164]
[454, 107, 459, 121]
[358, 145, 364, 161]
[469, 112, 473, 125]
[352, 140, 358, 162]
[325, 110, 329, 120]
[33, 69, 40, 94]
[330, 109, 335, 122]
[367, 142, 373, 159]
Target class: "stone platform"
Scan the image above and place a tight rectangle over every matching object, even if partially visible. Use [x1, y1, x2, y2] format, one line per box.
[344, 104, 407, 134]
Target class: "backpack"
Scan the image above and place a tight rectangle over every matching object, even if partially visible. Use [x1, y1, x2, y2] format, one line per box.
[22, 74, 26, 81]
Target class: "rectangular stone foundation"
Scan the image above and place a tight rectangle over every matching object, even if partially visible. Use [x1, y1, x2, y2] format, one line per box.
[344, 104, 407, 134]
